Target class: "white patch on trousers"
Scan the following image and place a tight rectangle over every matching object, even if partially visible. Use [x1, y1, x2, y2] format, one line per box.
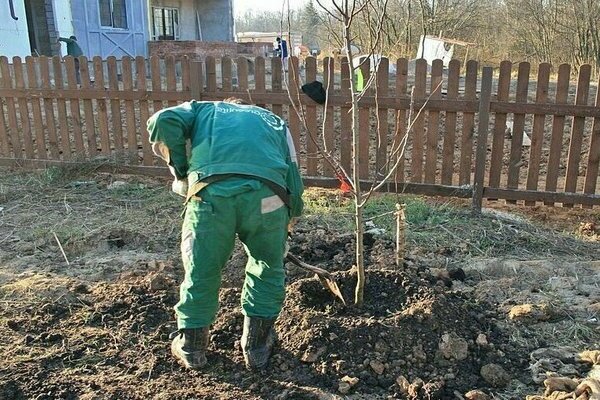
[181, 229, 195, 261]
[261, 195, 284, 214]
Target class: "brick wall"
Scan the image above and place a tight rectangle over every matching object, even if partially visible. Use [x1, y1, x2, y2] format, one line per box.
[148, 41, 238, 60]
[148, 41, 273, 60]
[45, 0, 61, 56]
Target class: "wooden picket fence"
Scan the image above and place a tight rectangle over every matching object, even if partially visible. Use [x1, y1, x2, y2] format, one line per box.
[0, 54, 599, 208]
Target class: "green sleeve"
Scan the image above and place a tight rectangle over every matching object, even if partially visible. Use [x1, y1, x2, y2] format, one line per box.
[284, 127, 304, 218]
[58, 37, 72, 43]
[147, 102, 196, 179]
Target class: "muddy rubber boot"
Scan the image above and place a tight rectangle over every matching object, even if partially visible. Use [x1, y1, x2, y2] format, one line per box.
[170, 327, 210, 369]
[240, 316, 277, 371]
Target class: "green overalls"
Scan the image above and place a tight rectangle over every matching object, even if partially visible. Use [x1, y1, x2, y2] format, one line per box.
[147, 101, 304, 328]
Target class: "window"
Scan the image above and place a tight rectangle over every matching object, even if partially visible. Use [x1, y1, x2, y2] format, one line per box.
[152, 7, 179, 40]
[99, 0, 128, 29]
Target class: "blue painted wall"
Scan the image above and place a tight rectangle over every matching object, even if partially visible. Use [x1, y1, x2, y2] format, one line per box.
[71, 0, 149, 58]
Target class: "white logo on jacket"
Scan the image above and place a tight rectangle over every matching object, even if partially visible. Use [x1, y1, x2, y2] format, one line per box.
[215, 103, 286, 131]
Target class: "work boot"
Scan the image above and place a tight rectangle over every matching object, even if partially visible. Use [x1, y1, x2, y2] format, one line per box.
[170, 327, 210, 369]
[240, 316, 277, 371]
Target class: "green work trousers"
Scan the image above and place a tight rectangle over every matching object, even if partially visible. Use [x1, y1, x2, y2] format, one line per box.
[175, 182, 289, 328]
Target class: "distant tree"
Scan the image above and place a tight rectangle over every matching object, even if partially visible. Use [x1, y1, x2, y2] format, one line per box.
[300, 0, 323, 48]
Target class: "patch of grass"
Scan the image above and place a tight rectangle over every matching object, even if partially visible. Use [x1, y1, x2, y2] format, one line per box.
[0, 168, 181, 258]
[302, 190, 600, 259]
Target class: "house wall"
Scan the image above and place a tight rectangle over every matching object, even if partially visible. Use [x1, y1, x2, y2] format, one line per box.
[54, 0, 73, 36]
[0, 0, 31, 58]
[196, 0, 233, 41]
[71, 0, 149, 59]
[54, 0, 75, 54]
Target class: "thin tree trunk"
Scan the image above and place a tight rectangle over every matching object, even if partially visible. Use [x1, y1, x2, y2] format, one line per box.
[343, 12, 366, 306]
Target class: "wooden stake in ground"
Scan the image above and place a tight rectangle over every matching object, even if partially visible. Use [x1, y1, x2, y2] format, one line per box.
[395, 203, 406, 267]
[53, 232, 70, 266]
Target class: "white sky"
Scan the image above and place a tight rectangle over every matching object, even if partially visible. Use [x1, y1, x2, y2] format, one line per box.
[233, 0, 310, 16]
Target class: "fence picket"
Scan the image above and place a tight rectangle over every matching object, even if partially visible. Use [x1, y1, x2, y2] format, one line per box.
[236, 56, 248, 93]
[190, 60, 204, 100]
[25, 57, 46, 159]
[93, 56, 111, 155]
[151, 56, 163, 114]
[376, 57, 389, 179]
[221, 56, 232, 92]
[181, 56, 191, 93]
[53, 56, 71, 159]
[359, 58, 371, 179]
[411, 58, 427, 182]
[305, 56, 319, 176]
[206, 56, 216, 93]
[39, 56, 60, 158]
[544, 64, 570, 205]
[583, 77, 600, 203]
[393, 58, 408, 184]
[323, 57, 335, 177]
[271, 57, 283, 118]
[489, 60, 512, 190]
[425, 59, 443, 183]
[121, 57, 138, 160]
[0, 83, 7, 156]
[13, 57, 34, 158]
[441, 59, 460, 185]
[0, 57, 22, 158]
[506, 62, 531, 203]
[288, 57, 302, 164]
[65, 57, 85, 155]
[473, 67, 494, 211]
[106, 57, 123, 153]
[564, 64, 592, 207]
[78, 56, 97, 156]
[166, 56, 177, 107]
[525, 63, 551, 205]
[340, 57, 351, 175]
[136, 56, 152, 166]
[254, 57, 265, 108]
[459, 60, 478, 185]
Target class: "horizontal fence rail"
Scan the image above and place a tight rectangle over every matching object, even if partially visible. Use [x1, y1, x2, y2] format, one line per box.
[0, 54, 599, 208]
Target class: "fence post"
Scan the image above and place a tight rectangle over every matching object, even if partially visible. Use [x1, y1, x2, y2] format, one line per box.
[472, 66, 493, 213]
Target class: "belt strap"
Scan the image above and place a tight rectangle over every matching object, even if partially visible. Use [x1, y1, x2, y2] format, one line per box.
[184, 174, 291, 208]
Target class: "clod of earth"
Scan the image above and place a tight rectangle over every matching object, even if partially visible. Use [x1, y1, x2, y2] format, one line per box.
[439, 332, 469, 360]
[464, 389, 492, 400]
[480, 363, 511, 388]
[508, 303, 555, 323]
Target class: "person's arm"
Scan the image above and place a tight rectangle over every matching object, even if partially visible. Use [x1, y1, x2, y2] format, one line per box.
[284, 126, 304, 218]
[147, 102, 197, 180]
[58, 37, 72, 43]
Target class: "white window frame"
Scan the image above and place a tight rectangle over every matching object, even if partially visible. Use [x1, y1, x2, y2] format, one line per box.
[151, 6, 180, 41]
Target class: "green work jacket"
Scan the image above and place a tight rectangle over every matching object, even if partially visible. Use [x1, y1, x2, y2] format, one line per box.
[147, 101, 304, 217]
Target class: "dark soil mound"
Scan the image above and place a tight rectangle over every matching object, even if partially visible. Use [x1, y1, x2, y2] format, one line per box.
[277, 268, 524, 398]
[0, 256, 529, 399]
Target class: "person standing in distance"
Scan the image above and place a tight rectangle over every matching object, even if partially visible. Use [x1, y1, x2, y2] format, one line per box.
[276, 37, 289, 72]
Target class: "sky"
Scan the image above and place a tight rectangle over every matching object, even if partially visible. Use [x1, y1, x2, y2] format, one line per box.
[233, 0, 310, 16]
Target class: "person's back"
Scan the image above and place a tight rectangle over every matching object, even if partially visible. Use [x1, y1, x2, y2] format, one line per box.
[149, 101, 296, 200]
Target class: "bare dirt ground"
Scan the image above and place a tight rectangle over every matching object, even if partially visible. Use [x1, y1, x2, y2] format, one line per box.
[0, 167, 599, 400]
